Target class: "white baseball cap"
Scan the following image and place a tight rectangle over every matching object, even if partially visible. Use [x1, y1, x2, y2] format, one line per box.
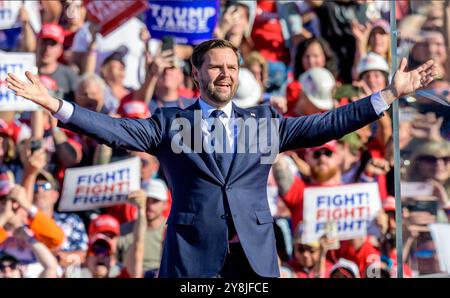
[330, 258, 361, 278]
[299, 67, 336, 111]
[233, 68, 262, 108]
[142, 178, 168, 201]
[356, 52, 389, 78]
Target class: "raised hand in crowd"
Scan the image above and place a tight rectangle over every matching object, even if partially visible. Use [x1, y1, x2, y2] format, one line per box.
[82, 22, 101, 74]
[19, 140, 46, 176]
[13, 226, 59, 278]
[18, 4, 36, 53]
[148, 49, 176, 78]
[0, 198, 15, 228]
[410, 112, 444, 142]
[284, 151, 311, 178]
[353, 79, 373, 98]
[428, 179, 450, 209]
[128, 189, 147, 212]
[19, 139, 47, 202]
[7, 184, 34, 215]
[140, 27, 152, 53]
[124, 190, 148, 277]
[363, 158, 391, 177]
[352, 21, 372, 53]
[136, 48, 176, 105]
[18, 4, 30, 24]
[269, 96, 288, 115]
[214, 4, 241, 40]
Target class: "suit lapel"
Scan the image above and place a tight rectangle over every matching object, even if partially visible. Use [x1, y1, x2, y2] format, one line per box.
[184, 101, 225, 185]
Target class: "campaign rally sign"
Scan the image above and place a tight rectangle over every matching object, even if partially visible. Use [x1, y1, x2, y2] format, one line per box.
[84, 0, 149, 36]
[146, 0, 219, 45]
[430, 224, 450, 274]
[0, 1, 41, 50]
[0, 52, 39, 111]
[59, 157, 141, 212]
[302, 183, 382, 244]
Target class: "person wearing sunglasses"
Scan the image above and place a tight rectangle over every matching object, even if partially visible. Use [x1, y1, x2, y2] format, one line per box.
[31, 170, 89, 270]
[0, 253, 22, 278]
[408, 140, 450, 198]
[273, 140, 343, 231]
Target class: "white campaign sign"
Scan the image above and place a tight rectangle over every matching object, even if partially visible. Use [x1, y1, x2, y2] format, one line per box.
[0, 52, 39, 111]
[0, 1, 41, 31]
[59, 157, 141, 212]
[302, 183, 382, 244]
[429, 224, 450, 274]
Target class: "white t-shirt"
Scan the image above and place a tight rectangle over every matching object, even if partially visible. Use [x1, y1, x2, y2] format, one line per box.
[71, 18, 146, 89]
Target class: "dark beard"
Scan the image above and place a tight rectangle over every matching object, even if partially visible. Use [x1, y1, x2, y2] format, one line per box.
[311, 166, 338, 182]
[201, 79, 237, 104]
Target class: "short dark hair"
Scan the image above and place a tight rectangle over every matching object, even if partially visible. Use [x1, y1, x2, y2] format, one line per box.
[190, 39, 240, 69]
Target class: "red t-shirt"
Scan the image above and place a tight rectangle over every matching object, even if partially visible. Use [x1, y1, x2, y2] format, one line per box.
[336, 238, 380, 277]
[251, 1, 290, 64]
[285, 80, 302, 117]
[280, 176, 306, 230]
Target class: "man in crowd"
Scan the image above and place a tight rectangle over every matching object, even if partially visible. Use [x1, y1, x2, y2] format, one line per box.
[118, 178, 168, 278]
[37, 23, 79, 101]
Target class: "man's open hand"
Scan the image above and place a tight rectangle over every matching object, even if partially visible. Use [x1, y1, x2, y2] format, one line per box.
[384, 58, 438, 104]
[6, 71, 61, 113]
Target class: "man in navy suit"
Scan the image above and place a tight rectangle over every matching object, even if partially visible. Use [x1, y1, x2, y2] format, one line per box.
[7, 39, 437, 278]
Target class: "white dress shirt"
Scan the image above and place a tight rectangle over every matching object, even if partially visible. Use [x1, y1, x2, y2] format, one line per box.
[198, 98, 237, 153]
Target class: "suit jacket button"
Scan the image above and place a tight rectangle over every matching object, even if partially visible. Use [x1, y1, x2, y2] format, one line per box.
[226, 186, 231, 191]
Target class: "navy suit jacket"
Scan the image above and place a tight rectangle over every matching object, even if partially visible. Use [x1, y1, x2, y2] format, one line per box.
[61, 97, 380, 277]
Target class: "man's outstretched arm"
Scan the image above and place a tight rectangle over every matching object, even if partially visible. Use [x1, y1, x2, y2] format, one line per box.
[279, 58, 438, 152]
[7, 72, 162, 153]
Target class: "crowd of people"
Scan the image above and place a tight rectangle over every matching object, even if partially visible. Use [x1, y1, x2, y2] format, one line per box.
[0, 0, 449, 278]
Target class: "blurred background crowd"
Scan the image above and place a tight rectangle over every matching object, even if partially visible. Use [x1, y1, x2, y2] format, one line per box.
[0, 0, 449, 278]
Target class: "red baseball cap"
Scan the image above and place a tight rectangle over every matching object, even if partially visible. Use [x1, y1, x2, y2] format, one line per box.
[88, 214, 120, 237]
[118, 100, 150, 119]
[306, 140, 338, 153]
[39, 23, 64, 44]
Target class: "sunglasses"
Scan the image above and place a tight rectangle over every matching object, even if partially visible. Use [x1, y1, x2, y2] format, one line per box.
[312, 149, 333, 159]
[417, 155, 450, 164]
[0, 261, 18, 272]
[34, 182, 52, 192]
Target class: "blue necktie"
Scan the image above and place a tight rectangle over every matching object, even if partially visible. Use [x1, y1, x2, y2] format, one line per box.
[210, 110, 237, 241]
[209, 110, 233, 179]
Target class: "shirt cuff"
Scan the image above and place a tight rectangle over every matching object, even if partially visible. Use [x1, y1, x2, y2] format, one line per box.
[370, 92, 390, 116]
[53, 100, 74, 124]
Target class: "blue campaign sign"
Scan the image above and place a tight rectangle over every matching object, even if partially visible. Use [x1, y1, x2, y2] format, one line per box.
[0, 27, 21, 50]
[146, 0, 219, 45]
